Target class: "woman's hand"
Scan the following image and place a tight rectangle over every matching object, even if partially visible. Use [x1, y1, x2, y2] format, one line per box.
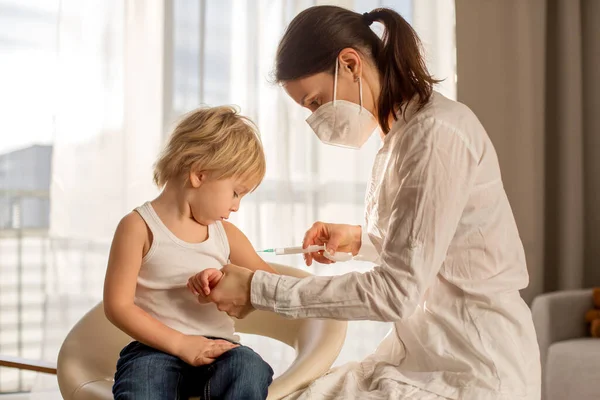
[208, 264, 255, 319]
[302, 222, 362, 266]
[174, 335, 238, 366]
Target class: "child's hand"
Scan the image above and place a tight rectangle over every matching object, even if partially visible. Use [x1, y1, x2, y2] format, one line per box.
[175, 335, 238, 366]
[188, 268, 223, 302]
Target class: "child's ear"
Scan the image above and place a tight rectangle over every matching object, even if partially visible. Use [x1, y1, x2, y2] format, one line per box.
[189, 171, 207, 188]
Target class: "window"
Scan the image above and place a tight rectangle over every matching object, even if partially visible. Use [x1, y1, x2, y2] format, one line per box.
[0, 0, 59, 392]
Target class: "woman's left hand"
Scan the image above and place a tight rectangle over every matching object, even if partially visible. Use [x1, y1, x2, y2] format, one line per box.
[208, 264, 255, 319]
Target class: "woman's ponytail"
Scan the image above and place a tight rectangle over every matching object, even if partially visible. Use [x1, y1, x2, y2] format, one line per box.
[367, 8, 439, 132]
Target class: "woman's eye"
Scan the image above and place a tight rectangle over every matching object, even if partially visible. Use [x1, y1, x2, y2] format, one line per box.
[233, 191, 239, 198]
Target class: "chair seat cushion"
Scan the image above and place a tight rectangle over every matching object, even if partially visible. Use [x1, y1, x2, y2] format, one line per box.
[545, 338, 600, 400]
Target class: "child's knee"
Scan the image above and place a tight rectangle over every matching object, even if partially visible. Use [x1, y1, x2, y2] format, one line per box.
[223, 346, 274, 384]
[248, 353, 274, 387]
[113, 344, 185, 399]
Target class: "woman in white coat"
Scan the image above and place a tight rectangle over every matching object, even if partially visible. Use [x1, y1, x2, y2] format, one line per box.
[203, 6, 541, 400]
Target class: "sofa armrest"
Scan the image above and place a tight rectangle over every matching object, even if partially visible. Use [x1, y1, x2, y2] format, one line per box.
[531, 289, 592, 368]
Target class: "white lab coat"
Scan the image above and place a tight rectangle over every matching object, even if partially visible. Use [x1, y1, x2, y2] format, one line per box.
[251, 92, 541, 399]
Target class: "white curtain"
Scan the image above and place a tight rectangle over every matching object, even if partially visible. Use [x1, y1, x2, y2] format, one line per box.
[34, 0, 455, 394]
[27, 1, 163, 397]
[48, 0, 164, 295]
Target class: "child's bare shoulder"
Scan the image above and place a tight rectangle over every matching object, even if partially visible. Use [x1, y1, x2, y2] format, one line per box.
[221, 220, 241, 235]
[114, 211, 149, 241]
[221, 220, 253, 244]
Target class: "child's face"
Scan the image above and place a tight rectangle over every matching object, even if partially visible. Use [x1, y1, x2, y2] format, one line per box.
[189, 174, 250, 225]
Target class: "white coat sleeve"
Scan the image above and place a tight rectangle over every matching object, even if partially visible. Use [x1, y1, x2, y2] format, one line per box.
[251, 118, 478, 321]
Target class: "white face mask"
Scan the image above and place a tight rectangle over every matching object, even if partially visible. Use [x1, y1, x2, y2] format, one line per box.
[306, 60, 379, 149]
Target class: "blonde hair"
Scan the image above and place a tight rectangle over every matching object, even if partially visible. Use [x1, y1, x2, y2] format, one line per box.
[153, 106, 266, 189]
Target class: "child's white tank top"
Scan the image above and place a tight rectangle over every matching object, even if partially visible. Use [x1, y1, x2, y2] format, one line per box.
[133, 202, 238, 342]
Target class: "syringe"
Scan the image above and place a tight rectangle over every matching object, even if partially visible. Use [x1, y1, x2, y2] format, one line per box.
[257, 245, 353, 262]
[258, 245, 324, 255]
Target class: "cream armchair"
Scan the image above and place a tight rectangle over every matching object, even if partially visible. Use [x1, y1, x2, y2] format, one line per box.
[55, 263, 347, 400]
[532, 289, 600, 400]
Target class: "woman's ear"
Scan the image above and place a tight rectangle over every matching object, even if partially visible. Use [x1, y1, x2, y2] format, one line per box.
[189, 171, 206, 188]
[338, 48, 362, 80]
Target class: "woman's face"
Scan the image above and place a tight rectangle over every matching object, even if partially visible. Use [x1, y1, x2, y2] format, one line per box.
[282, 49, 379, 117]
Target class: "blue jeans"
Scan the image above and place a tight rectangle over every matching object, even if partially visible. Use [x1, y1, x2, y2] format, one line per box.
[113, 340, 273, 400]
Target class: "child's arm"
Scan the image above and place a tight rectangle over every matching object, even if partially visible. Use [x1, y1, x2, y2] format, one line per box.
[222, 221, 278, 274]
[103, 213, 236, 362]
[104, 212, 185, 354]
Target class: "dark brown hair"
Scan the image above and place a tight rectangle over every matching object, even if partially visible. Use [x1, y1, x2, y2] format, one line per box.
[275, 6, 439, 134]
